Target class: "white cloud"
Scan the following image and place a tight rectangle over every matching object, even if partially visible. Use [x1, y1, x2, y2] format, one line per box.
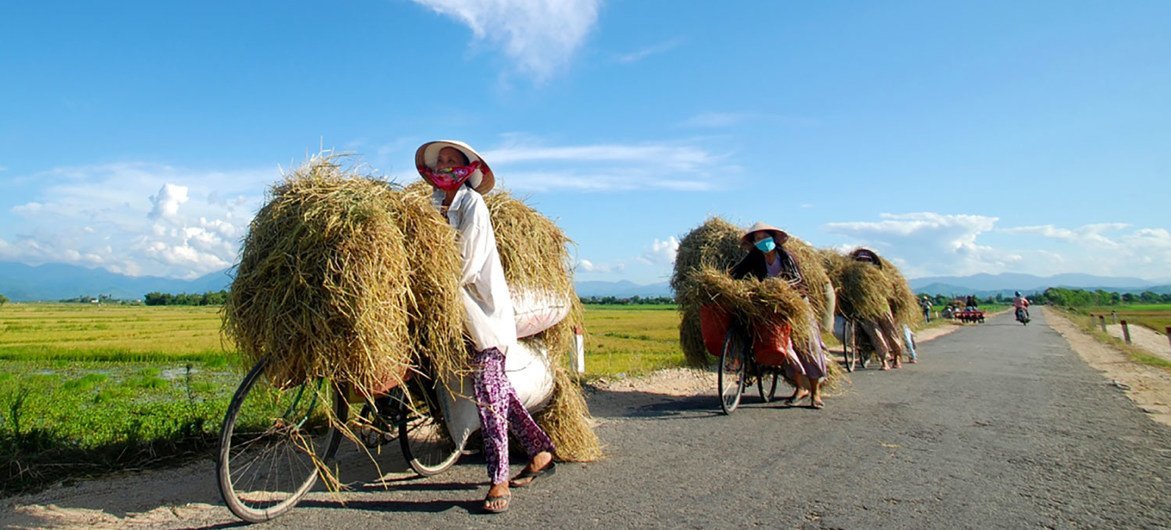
[0, 161, 272, 279]
[825, 212, 1014, 277]
[460, 140, 729, 192]
[148, 183, 189, 222]
[824, 212, 1171, 280]
[639, 236, 679, 265]
[1002, 223, 1128, 248]
[412, 0, 600, 82]
[576, 258, 625, 274]
[615, 38, 684, 64]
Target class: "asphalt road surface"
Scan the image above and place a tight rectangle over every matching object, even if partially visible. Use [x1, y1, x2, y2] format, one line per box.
[257, 310, 1170, 529]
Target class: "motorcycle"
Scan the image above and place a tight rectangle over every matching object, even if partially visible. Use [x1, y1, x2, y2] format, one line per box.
[1015, 307, 1030, 326]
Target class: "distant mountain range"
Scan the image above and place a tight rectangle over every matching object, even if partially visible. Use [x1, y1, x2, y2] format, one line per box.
[0, 262, 233, 302]
[1, 261, 1168, 302]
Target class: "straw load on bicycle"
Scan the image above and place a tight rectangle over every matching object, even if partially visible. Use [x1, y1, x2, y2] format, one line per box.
[671, 218, 842, 386]
[823, 247, 921, 369]
[223, 154, 600, 462]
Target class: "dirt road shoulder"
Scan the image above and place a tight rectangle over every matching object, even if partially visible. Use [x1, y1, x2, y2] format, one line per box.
[1044, 307, 1171, 428]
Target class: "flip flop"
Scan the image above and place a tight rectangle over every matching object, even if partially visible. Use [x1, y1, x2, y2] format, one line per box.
[783, 394, 808, 407]
[483, 493, 511, 514]
[510, 461, 556, 488]
[811, 400, 824, 410]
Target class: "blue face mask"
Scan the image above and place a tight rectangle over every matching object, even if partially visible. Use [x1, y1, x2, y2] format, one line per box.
[754, 237, 776, 253]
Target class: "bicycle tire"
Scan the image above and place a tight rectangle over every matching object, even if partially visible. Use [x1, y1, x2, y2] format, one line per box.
[398, 380, 461, 476]
[718, 329, 746, 414]
[757, 369, 779, 402]
[843, 320, 858, 373]
[217, 359, 345, 523]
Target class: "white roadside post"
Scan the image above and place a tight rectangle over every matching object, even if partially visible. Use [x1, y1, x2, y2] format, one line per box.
[572, 325, 586, 374]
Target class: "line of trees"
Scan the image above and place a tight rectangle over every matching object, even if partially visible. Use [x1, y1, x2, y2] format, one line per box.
[1036, 287, 1171, 307]
[143, 290, 229, 306]
[580, 295, 675, 305]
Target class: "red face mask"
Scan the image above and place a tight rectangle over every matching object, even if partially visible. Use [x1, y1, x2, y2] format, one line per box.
[420, 161, 480, 191]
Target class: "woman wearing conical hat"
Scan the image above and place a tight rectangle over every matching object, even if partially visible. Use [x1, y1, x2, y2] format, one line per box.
[731, 222, 828, 409]
[417, 140, 555, 514]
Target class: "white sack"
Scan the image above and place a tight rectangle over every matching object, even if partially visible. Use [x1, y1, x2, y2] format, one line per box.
[435, 339, 557, 450]
[512, 288, 572, 339]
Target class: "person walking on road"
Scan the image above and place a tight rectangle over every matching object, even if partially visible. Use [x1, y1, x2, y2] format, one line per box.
[418, 140, 556, 514]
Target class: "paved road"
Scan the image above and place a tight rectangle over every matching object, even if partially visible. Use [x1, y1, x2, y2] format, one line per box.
[262, 310, 1170, 529]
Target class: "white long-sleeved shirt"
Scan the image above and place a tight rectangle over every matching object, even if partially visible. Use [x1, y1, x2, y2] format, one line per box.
[433, 186, 517, 352]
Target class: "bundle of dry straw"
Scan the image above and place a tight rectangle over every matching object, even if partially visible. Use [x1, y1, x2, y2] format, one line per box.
[823, 249, 921, 326]
[671, 217, 745, 366]
[683, 267, 815, 358]
[223, 155, 414, 392]
[533, 359, 603, 462]
[396, 184, 467, 379]
[877, 255, 921, 326]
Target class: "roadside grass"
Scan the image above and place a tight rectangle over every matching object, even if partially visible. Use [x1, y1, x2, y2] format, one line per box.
[0, 359, 239, 495]
[1053, 306, 1171, 371]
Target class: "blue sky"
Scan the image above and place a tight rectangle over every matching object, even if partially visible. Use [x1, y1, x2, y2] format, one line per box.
[2, 1, 1170, 285]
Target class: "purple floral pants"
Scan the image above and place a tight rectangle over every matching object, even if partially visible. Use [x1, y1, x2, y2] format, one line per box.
[473, 347, 555, 484]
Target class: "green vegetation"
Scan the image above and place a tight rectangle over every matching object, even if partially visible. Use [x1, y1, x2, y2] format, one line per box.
[0, 294, 8, 306]
[582, 305, 688, 377]
[1038, 287, 1171, 307]
[1074, 304, 1171, 336]
[0, 303, 689, 494]
[1054, 305, 1171, 371]
[143, 290, 229, 306]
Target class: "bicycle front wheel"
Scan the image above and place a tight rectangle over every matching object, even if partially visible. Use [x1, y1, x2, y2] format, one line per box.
[217, 359, 346, 523]
[757, 369, 779, 403]
[718, 330, 746, 414]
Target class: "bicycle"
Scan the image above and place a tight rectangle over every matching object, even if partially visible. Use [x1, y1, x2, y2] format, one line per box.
[717, 322, 782, 415]
[216, 358, 461, 523]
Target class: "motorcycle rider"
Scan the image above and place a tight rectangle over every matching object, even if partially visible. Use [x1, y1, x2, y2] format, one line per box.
[1013, 291, 1030, 323]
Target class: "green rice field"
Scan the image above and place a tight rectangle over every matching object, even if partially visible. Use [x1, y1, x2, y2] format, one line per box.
[1080, 304, 1171, 337]
[0, 302, 687, 494]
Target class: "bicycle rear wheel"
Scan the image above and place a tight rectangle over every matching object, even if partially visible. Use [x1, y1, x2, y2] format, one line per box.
[398, 379, 461, 476]
[843, 321, 858, 373]
[217, 359, 346, 523]
[718, 329, 746, 414]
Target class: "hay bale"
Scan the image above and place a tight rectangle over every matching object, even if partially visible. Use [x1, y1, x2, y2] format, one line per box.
[671, 217, 743, 296]
[784, 237, 833, 325]
[878, 256, 921, 326]
[825, 248, 921, 328]
[223, 155, 413, 393]
[827, 257, 892, 321]
[396, 185, 468, 378]
[753, 276, 816, 351]
[534, 360, 602, 462]
[672, 217, 744, 365]
[683, 266, 815, 359]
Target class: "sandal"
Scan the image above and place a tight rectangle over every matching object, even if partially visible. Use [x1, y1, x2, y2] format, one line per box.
[510, 461, 556, 488]
[783, 393, 808, 407]
[483, 493, 511, 514]
[811, 400, 824, 409]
